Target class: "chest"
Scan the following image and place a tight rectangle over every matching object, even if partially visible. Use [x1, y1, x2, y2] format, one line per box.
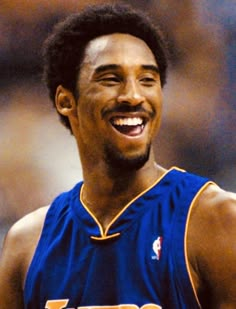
[25, 202, 192, 308]
[24, 170, 207, 308]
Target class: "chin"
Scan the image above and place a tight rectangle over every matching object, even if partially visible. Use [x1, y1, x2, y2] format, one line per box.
[104, 144, 151, 171]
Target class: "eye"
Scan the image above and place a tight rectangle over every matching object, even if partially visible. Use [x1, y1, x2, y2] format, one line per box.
[139, 75, 157, 86]
[99, 75, 121, 86]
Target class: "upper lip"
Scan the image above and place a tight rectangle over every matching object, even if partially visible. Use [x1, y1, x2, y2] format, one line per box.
[102, 103, 154, 121]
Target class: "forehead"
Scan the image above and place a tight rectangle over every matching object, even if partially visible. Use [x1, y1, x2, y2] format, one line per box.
[82, 33, 157, 69]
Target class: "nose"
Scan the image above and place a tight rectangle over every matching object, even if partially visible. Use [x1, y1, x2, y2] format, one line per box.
[117, 79, 145, 105]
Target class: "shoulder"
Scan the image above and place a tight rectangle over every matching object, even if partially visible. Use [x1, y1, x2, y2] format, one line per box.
[190, 184, 236, 237]
[0, 206, 49, 289]
[5, 206, 49, 254]
[187, 184, 236, 307]
[187, 183, 236, 263]
[8, 205, 49, 237]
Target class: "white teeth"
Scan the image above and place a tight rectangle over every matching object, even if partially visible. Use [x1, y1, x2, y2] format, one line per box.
[112, 117, 143, 126]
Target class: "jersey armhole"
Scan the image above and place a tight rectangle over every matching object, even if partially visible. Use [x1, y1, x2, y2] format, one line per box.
[23, 205, 52, 292]
[184, 181, 214, 308]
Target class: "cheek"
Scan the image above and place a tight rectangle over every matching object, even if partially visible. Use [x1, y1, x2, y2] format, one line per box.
[147, 90, 163, 129]
[154, 87, 163, 109]
[77, 93, 105, 136]
[146, 89, 162, 113]
[79, 86, 118, 121]
[78, 89, 98, 118]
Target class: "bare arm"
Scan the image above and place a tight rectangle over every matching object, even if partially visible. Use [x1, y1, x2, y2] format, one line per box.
[188, 185, 236, 308]
[0, 224, 25, 308]
[0, 207, 48, 308]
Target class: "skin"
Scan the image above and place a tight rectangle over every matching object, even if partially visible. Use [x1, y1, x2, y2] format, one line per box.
[0, 33, 235, 308]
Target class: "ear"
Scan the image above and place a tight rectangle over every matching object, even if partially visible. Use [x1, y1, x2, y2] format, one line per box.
[55, 85, 77, 116]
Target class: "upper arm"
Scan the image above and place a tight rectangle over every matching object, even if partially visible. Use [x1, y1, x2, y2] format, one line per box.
[189, 185, 236, 308]
[0, 206, 48, 308]
[207, 191, 236, 307]
[0, 224, 25, 308]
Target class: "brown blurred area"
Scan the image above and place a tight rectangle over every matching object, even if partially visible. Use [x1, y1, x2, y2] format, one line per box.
[0, 0, 235, 248]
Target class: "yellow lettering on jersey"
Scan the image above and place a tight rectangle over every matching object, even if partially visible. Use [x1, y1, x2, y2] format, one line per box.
[77, 304, 162, 309]
[45, 299, 69, 309]
[142, 305, 162, 309]
[45, 302, 162, 309]
[77, 305, 139, 309]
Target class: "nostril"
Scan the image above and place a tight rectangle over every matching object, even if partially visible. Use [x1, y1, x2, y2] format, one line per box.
[117, 92, 144, 105]
[117, 81, 144, 104]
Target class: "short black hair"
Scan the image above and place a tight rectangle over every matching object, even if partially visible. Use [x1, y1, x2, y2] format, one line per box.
[42, 3, 169, 131]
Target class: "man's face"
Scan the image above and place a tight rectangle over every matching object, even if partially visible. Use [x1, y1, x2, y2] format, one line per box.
[75, 33, 163, 170]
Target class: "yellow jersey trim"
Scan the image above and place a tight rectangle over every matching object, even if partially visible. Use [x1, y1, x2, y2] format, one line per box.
[184, 181, 215, 308]
[80, 166, 180, 239]
[90, 233, 121, 241]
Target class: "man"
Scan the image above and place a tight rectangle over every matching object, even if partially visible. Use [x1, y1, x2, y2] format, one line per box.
[0, 4, 235, 309]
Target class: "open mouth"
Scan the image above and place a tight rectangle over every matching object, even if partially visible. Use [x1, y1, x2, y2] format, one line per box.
[110, 116, 145, 136]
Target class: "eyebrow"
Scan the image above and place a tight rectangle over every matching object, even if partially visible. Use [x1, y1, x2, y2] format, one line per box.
[142, 65, 160, 74]
[94, 64, 120, 75]
[94, 64, 160, 75]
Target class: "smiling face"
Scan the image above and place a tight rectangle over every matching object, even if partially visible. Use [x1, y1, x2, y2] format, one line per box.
[69, 33, 163, 170]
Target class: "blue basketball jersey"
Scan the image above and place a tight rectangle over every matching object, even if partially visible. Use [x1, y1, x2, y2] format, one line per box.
[24, 167, 212, 309]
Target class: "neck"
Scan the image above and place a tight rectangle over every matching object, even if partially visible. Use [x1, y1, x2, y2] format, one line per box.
[82, 149, 163, 194]
[80, 153, 166, 231]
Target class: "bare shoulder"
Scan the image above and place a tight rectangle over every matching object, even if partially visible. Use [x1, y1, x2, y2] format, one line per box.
[188, 183, 236, 308]
[5, 205, 49, 273]
[6, 205, 49, 246]
[191, 183, 236, 236]
[0, 206, 49, 307]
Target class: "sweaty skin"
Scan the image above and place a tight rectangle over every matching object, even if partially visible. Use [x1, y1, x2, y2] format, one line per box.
[0, 33, 235, 309]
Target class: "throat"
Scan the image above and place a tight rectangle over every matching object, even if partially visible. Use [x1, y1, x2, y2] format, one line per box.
[81, 191, 127, 232]
[80, 162, 165, 232]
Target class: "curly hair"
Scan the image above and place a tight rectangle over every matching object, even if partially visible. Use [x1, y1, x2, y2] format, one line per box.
[42, 3, 169, 131]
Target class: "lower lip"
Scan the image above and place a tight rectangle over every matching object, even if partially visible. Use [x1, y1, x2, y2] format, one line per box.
[112, 124, 145, 137]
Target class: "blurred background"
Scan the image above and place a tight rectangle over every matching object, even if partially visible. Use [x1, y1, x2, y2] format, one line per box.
[0, 0, 235, 249]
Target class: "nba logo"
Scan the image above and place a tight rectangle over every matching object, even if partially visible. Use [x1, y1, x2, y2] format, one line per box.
[152, 236, 163, 260]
